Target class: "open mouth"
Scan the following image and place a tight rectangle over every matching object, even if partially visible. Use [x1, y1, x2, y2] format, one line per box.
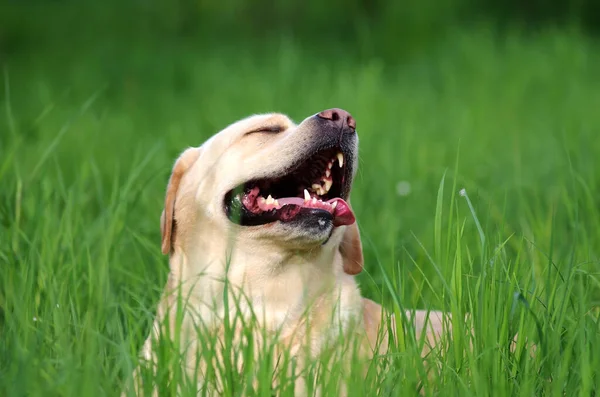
[224, 148, 355, 227]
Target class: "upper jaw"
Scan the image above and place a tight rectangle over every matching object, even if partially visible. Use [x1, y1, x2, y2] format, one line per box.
[273, 141, 356, 200]
[261, 128, 358, 198]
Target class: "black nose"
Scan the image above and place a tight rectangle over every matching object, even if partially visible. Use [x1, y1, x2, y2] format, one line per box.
[316, 108, 356, 131]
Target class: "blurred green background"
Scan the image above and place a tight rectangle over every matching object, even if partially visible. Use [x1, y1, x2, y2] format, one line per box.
[2, 0, 600, 311]
[1, 0, 599, 314]
[1, 1, 600, 395]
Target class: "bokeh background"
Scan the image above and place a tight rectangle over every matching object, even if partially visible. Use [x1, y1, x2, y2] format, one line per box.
[2, 0, 598, 290]
[1, 1, 600, 395]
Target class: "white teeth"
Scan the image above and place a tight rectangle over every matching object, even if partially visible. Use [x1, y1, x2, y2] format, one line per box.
[266, 195, 275, 205]
[304, 189, 311, 201]
[328, 162, 333, 169]
[274, 199, 279, 207]
[312, 197, 317, 204]
[337, 152, 344, 168]
[324, 179, 332, 193]
[325, 169, 331, 178]
[331, 201, 337, 209]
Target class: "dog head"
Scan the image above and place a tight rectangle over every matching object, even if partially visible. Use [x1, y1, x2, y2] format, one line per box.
[160, 108, 363, 275]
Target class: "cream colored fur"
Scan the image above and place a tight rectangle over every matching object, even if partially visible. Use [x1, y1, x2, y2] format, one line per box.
[123, 111, 451, 396]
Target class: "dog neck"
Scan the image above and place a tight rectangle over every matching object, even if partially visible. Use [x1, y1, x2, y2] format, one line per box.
[166, 232, 360, 334]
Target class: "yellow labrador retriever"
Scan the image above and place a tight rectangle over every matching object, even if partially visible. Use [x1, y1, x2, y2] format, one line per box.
[124, 109, 449, 395]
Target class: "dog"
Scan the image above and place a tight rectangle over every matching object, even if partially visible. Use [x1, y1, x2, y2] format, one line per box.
[123, 109, 450, 396]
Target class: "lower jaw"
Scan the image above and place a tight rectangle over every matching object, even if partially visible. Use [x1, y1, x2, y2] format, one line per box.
[224, 188, 356, 227]
[227, 204, 332, 227]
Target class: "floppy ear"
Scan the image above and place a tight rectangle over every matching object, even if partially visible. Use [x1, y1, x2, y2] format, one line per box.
[339, 221, 364, 275]
[160, 147, 202, 255]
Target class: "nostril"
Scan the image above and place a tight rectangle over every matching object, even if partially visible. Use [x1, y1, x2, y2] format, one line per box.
[346, 116, 356, 130]
[331, 111, 340, 122]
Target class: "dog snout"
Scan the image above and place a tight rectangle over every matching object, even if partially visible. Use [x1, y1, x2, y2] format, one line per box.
[316, 108, 356, 132]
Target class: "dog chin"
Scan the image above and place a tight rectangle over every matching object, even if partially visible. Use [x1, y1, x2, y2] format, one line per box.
[260, 210, 336, 247]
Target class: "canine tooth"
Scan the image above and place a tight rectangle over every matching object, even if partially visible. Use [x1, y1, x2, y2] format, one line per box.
[337, 152, 344, 167]
[266, 195, 275, 205]
[324, 179, 333, 192]
[331, 201, 337, 209]
[325, 169, 331, 178]
[304, 189, 311, 201]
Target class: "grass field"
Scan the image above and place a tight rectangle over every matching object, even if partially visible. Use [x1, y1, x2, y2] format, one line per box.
[1, 25, 600, 396]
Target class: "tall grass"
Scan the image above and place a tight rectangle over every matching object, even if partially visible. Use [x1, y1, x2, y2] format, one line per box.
[1, 27, 599, 395]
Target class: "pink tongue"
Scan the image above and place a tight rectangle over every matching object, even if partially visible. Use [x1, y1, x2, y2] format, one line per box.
[330, 198, 355, 226]
[275, 197, 355, 227]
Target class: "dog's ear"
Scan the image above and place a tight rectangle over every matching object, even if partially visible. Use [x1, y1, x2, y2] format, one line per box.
[160, 147, 202, 255]
[339, 221, 364, 275]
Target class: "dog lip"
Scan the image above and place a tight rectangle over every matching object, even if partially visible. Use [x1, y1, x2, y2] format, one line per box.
[223, 146, 355, 227]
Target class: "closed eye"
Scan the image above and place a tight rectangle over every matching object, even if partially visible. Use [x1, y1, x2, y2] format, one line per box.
[247, 125, 285, 135]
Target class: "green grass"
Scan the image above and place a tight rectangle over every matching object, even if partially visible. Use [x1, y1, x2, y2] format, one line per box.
[1, 26, 600, 396]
